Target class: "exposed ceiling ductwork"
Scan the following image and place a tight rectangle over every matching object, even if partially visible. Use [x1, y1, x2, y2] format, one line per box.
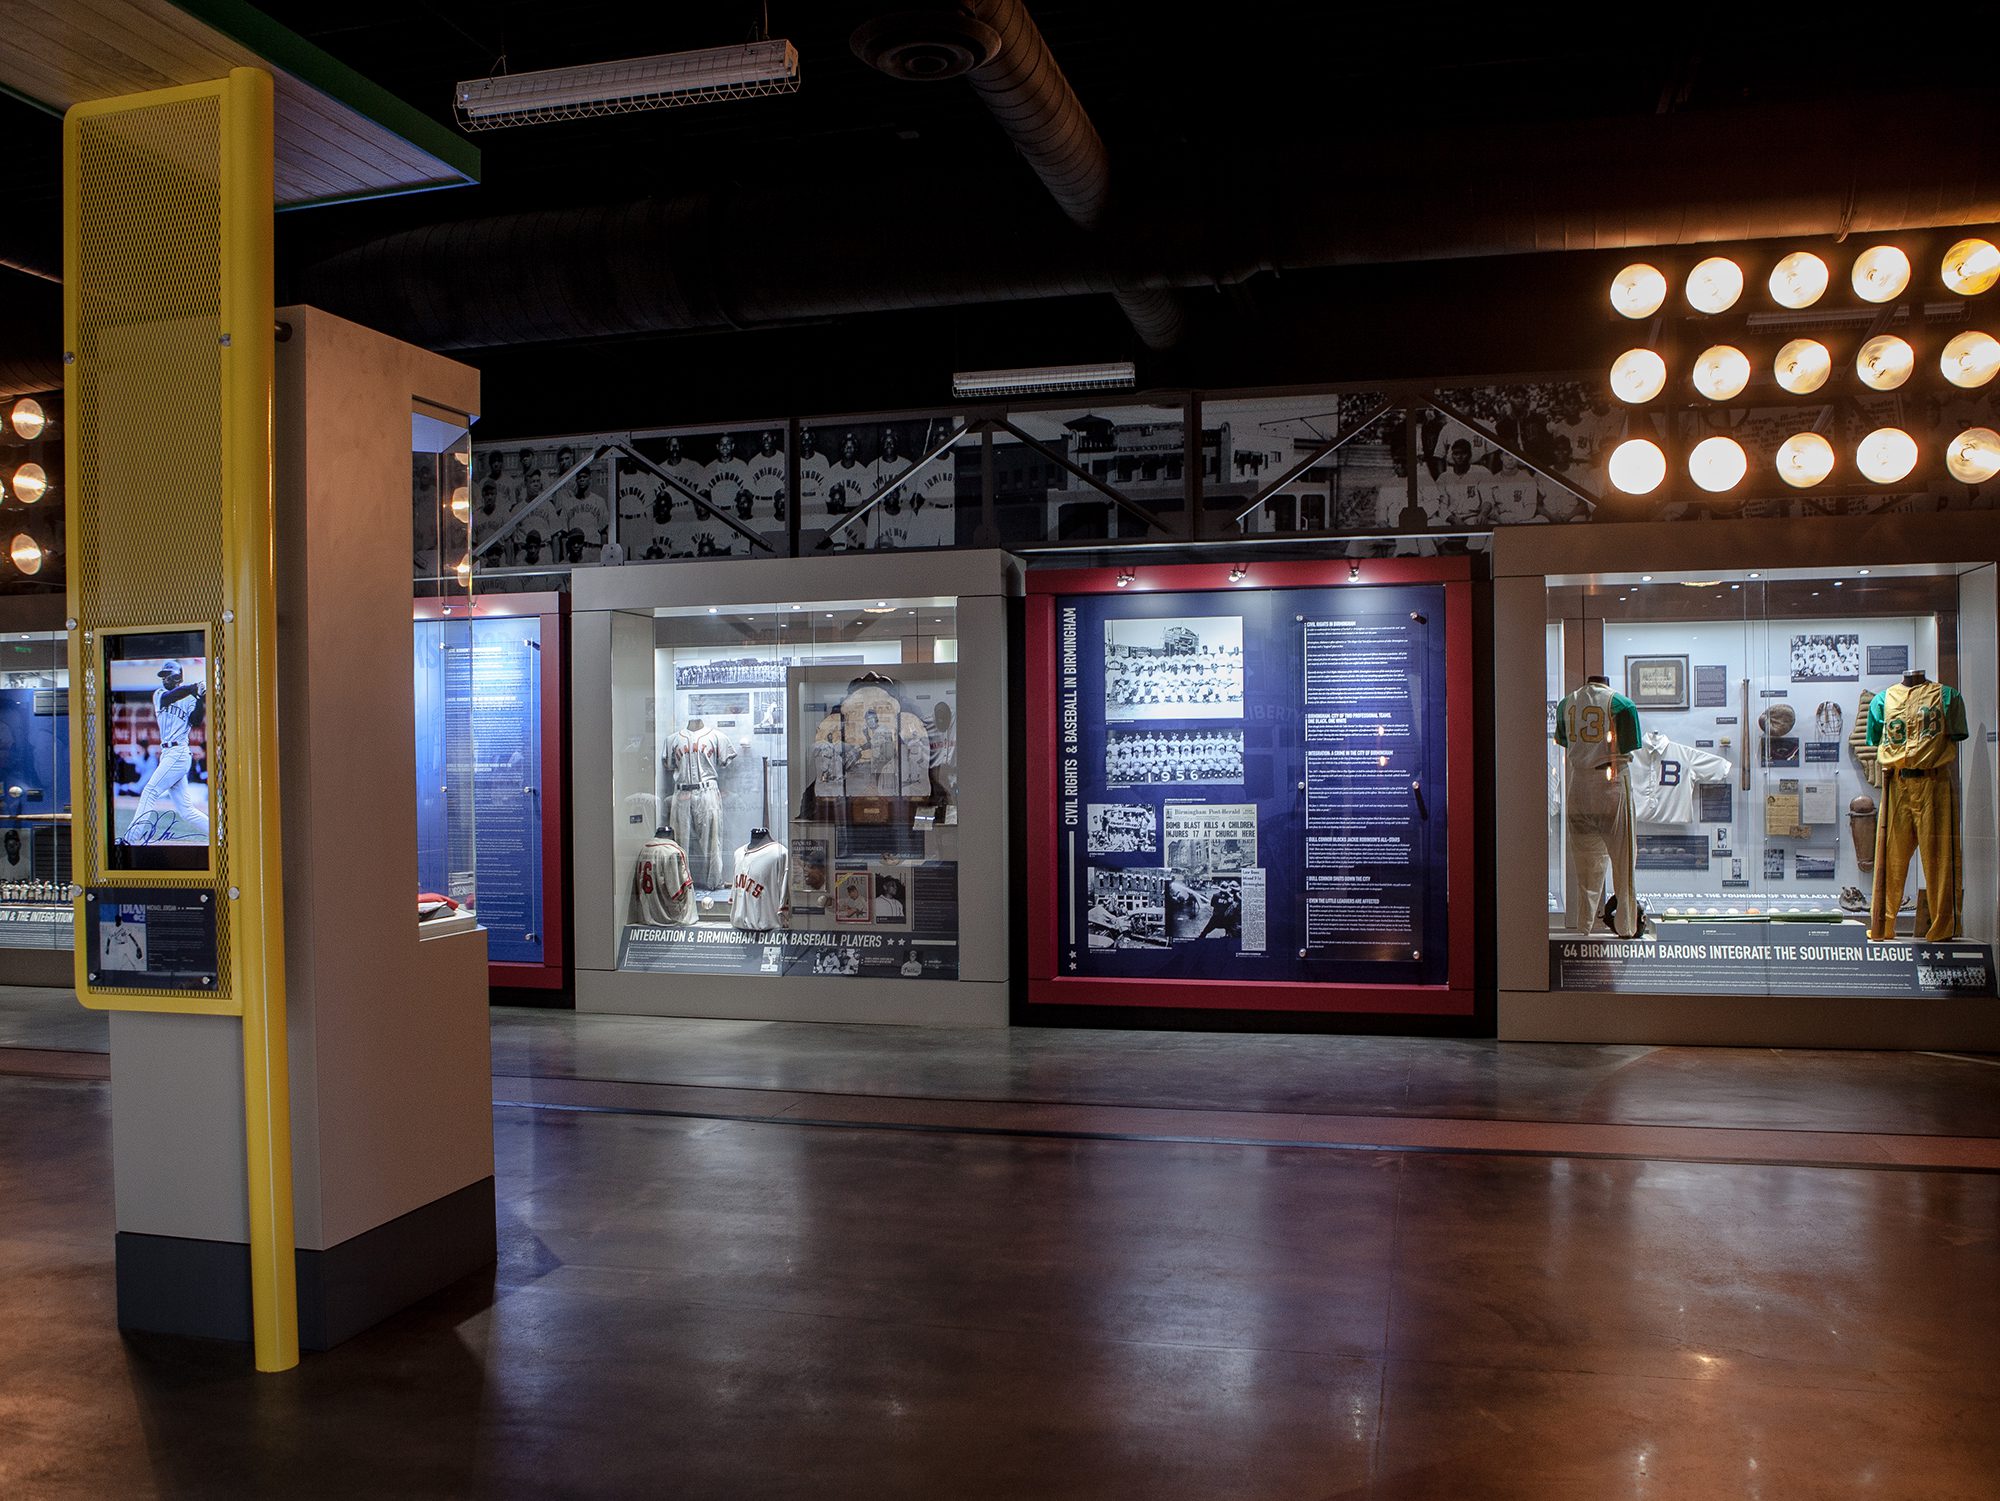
[299, 88, 2000, 356]
[853, 1, 1186, 349]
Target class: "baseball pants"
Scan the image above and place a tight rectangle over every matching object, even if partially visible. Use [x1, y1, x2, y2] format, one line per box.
[1566, 777, 1638, 938]
[1869, 771, 1960, 942]
[669, 781, 725, 887]
[130, 747, 209, 843]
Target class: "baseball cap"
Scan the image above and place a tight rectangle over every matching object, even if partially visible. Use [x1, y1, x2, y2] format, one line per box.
[156, 660, 181, 678]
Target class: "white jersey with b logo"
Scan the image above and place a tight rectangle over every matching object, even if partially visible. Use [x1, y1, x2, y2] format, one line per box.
[1627, 732, 1732, 824]
[730, 841, 789, 930]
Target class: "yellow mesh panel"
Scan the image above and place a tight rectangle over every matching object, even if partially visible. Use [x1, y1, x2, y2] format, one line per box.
[70, 94, 233, 1001]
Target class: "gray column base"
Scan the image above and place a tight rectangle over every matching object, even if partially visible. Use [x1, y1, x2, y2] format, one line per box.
[115, 1176, 496, 1351]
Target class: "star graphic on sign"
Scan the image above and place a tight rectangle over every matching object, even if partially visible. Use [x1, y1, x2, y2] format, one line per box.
[1068, 962, 1077, 972]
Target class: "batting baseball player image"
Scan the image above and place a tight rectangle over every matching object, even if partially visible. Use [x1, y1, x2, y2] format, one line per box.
[123, 659, 210, 847]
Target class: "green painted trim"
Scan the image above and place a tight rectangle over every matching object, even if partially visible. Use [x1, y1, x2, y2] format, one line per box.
[275, 177, 475, 213]
[169, 0, 481, 186]
[0, 78, 62, 120]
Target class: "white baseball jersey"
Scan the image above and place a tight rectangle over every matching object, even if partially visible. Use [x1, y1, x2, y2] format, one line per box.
[154, 685, 198, 748]
[823, 459, 869, 516]
[704, 458, 750, 521]
[909, 459, 956, 546]
[666, 726, 737, 787]
[746, 453, 787, 521]
[565, 489, 609, 544]
[1487, 472, 1543, 525]
[730, 841, 788, 930]
[798, 451, 828, 512]
[1627, 732, 1732, 824]
[633, 837, 694, 926]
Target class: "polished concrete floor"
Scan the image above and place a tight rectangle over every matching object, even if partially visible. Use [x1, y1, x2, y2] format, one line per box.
[2, 990, 1998, 1497]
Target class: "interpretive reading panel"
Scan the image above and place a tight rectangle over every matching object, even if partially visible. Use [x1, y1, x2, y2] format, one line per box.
[83, 886, 219, 990]
[468, 621, 543, 964]
[1058, 584, 1450, 987]
[1550, 922, 1996, 998]
[617, 926, 958, 980]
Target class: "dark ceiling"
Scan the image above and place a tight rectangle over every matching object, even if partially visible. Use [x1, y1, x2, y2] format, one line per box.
[2, 4, 1993, 434]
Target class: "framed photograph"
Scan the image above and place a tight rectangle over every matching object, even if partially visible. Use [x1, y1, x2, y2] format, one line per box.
[103, 627, 213, 873]
[1624, 654, 1689, 712]
[790, 837, 830, 911]
[832, 869, 873, 925]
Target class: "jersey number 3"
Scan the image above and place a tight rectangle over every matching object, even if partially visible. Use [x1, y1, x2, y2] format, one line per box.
[1575, 706, 1606, 742]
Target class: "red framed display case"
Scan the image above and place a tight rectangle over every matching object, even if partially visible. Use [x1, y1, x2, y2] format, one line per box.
[414, 591, 569, 993]
[1026, 558, 1476, 1015]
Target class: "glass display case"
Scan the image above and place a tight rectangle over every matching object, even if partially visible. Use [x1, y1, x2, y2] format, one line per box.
[0, 629, 72, 954]
[414, 594, 564, 985]
[612, 599, 962, 980]
[413, 420, 479, 938]
[1026, 558, 1477, 1017]
[1539, 560, 1998, 1000]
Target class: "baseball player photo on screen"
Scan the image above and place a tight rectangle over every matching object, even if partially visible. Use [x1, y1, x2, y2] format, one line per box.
[1103, 616, 1244, 721]
[104, 628, 212, 872]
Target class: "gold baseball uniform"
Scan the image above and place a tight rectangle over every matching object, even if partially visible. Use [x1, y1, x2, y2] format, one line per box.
[1866, 680, 1969, 942]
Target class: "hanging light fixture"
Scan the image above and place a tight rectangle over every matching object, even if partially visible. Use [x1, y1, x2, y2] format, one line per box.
[1855, 335, 1915, 392]
[1941, 330, 2000, 388]
[1851, 246, 1911, 303]
[1691, 345, 1750, 401]
[1946, 426, 2000, 484]
[9, 463, 46, 504]
[1768, 252, 1829, 309]
[1609, 262, 1667, 319]
[1607, 438, 1667, 495]
[1774, 338, 1832, 395]
[1688, 436, 1747, 492]
[1855, 427, 1918, 484]
[1685, 256, 1744, 314]
[1941, 237, 2000, 297]
[1609, 348, 1667, 403]
[1775, 432, 1835, 488]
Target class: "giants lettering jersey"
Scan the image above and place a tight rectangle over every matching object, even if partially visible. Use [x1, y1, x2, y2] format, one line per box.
[1627, 731, 1731, 824]
[155, 686, 198, 748]
[1868, 680, 1969, 770]
[633, 838, 694, 926]
[730, 841, 788, 930]
[1553, 682, 1641, 811]
[666, 727, 738, 787]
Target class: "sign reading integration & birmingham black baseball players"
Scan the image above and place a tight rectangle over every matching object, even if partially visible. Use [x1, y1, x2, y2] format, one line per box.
[613, 602, 962, 981]
[1062, 582, 1451, 986]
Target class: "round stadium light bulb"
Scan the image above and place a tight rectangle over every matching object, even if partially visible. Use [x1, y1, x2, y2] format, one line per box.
[1768, 251, 1829, 309]
[1691, 344, 1750, 401]
[455, 556, 472, 582]
[1856, 427, 1918, 484]
[1941, 237, 2000, 297]
[1685, 256, 1744, 314]
[449, 485, 471, 522]
[1774, 338, 1832, 394]
[1607, 438, 1667, 495]
[10, 463, 47, 504]
[1947, 426, 2000, 484]
[1609, 262, 1667, 319]
[1851, 245, 1911, 303]
[8, 533, 42, 575]
[1688, 436, 1747, 493]
[1609, 348, 1667, 404]
[8, 399, 45, 441]
[1776, 432, 1835, 488]
[1941, 329, 2000, 388]
[1855, 335, 1915, 391]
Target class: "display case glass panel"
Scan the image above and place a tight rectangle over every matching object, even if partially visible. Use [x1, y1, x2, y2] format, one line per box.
[612, 598, 961, 980]
[413, 614, 479, 925]
[1057, 583, 1450, 988]
[1546, 565, 1998, 997]
[0, 631, 72, 949]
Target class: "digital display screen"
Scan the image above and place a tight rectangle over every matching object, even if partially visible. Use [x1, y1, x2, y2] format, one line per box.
[104, 628, 212, 872]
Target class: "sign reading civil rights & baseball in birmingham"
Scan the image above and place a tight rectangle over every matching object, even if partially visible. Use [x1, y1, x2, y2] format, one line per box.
[1057, 583, 1451, 987]
[1550, 919, 1996, 998]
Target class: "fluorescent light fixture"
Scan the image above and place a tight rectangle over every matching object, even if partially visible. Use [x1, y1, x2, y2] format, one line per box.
[951, 362, 1137, 399]
[455, 40, 800, 130]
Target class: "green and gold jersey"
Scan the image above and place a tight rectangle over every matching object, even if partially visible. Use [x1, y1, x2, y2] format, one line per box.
[1867, 679, 1969, 770]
